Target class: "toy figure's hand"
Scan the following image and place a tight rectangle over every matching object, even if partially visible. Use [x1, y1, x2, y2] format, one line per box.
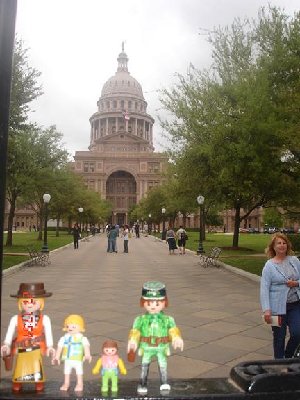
[1, 344, 11, 357]
[47, 347, 55, 358]
[83, 355, 92, 363]
[172, 337, 184, 351]
[127, 340, 137, 353]
[52, 356, 60, 365]
[92, 367, 99, 375]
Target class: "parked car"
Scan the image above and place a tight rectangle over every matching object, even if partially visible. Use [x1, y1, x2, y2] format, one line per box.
[264, 227, 280, 234]
[248, 228, 260, 233]
[239, 228, 248, 233]
[281, 228, 295, 234]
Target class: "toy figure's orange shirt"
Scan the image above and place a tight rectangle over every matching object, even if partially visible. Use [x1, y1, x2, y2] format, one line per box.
[15, 314, 46, 354]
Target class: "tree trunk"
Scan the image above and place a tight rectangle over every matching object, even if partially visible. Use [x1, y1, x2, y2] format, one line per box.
[68, 216, 72, 234]
[37, 213, 43, 240]
[202, 208, 206, 241]
[5, 193, 17, 247]
[56, 215, 60, 237]
[232, 206, 241, 248]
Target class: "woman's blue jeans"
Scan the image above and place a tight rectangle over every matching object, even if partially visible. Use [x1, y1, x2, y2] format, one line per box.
[272, 300, 300, 359]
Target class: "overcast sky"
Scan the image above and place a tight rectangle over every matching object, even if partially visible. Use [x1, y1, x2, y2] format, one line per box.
[15, 0, 299, 157]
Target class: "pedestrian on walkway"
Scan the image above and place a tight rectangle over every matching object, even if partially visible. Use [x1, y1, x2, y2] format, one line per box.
[122, 225, 129, 253]
[72, 223, 80, 249]
[176, 225, 187, 255]
[260, 233, 300, 359]
[107, 225, 118, 253]
[166, 226, 177, 255]
[135, 223, 140, 238]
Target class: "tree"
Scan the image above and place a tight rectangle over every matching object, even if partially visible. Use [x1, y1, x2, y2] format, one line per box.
[20, 125, 69, 241]
[9, 39, 42, 131]
[160, 6, 300, 248]
[5, 39, 43, 246]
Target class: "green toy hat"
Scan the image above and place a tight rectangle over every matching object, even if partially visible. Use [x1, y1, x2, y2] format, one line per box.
[142, 281, 166, 300]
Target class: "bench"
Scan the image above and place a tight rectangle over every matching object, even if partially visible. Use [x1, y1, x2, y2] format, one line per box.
[199, 247, 222, 268]
[27, 247, 51, 267]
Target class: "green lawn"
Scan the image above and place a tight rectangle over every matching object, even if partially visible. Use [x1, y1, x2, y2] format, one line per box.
[156, 231, 273, 276]
[2, 231, 73, 270]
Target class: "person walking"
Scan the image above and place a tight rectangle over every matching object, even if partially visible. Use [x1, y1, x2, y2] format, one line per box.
[107, 225, 118, 253]
[260, 232, 300, 359]
[176, 226, 187, 255]
[135, 223, 140, 238]
[122, 225, 129, 253]
[72, 223, 81, 250]
[166, 227, 177, 255]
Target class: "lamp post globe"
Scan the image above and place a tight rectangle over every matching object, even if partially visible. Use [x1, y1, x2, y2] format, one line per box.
[78, 207, 83, 232]
[196, 195, 205, 254]
[161, 207, 166, 240]
[41, 193, 51, 253]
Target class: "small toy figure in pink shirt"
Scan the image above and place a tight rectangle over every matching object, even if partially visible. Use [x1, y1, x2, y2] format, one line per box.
[92, 340, 127, 394]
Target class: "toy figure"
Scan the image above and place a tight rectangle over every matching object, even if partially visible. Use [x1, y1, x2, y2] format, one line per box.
[92, 339, 127, 394]
[127, 281, 184, 395]
[53, 314, 92, 392]
[0, 282, 54, 392]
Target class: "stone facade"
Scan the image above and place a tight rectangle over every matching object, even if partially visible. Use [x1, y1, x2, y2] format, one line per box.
[71, 45, 168, 226]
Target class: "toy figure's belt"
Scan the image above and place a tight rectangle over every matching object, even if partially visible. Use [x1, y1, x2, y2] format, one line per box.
[140, 336, 169, 346]
[16, 335, 44, 348]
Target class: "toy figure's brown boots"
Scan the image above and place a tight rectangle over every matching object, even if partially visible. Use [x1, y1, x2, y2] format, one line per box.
[35, 382, 44, 391]
[12, 383, 22, 392]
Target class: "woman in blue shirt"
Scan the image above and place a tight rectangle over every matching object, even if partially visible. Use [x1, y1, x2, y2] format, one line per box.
[260, 233, 300, 358]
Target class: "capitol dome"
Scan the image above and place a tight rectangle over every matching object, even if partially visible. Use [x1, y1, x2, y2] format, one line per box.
[101, 48, 144, 99]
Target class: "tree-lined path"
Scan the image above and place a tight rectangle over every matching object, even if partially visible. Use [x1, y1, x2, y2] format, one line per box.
[1, 233, 272, 383]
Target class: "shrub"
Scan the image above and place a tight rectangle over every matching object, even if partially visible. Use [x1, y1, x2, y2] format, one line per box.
[287, 234, 300, 252]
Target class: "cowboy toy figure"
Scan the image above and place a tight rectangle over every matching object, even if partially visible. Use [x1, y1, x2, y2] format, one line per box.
[1, 282, 54, 392]
[127, 281, 184, 395]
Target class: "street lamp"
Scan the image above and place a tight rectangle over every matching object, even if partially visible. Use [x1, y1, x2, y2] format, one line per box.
[196, 195, 205, 254]
[41, 193, 51, 253]
[78, 207, 83, 233]
[161, 207, 166, 240]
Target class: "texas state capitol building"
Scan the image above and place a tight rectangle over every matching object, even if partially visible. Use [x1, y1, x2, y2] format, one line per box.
[71, 46, 168, 227]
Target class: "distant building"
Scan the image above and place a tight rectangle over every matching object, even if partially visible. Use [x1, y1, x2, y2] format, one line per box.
[70, 44, 168, 226]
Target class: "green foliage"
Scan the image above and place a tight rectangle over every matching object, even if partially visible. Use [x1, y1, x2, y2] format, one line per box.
[9, 39, 42, 130]
[287, 234, 300, 252]
[263, 207, 283, 227]
[160, 6, 300, 248]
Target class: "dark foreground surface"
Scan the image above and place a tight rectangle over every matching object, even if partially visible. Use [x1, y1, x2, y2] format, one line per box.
[1, 376, 300, 400]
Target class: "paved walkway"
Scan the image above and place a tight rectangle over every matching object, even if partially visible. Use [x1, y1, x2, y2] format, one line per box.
[1, 233, 272, 383]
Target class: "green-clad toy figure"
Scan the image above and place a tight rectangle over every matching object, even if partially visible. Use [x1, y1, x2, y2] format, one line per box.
[127, 281, 184, 395]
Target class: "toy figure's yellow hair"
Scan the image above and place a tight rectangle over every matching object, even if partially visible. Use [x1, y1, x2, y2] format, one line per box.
[63, 314, 85, 332]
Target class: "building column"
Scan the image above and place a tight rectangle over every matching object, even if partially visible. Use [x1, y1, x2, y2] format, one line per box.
[106, 118, 108, 135]
[143, 120, 146, 139]
[135, 118, 138, 135]
[116, 116, 118, 133]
